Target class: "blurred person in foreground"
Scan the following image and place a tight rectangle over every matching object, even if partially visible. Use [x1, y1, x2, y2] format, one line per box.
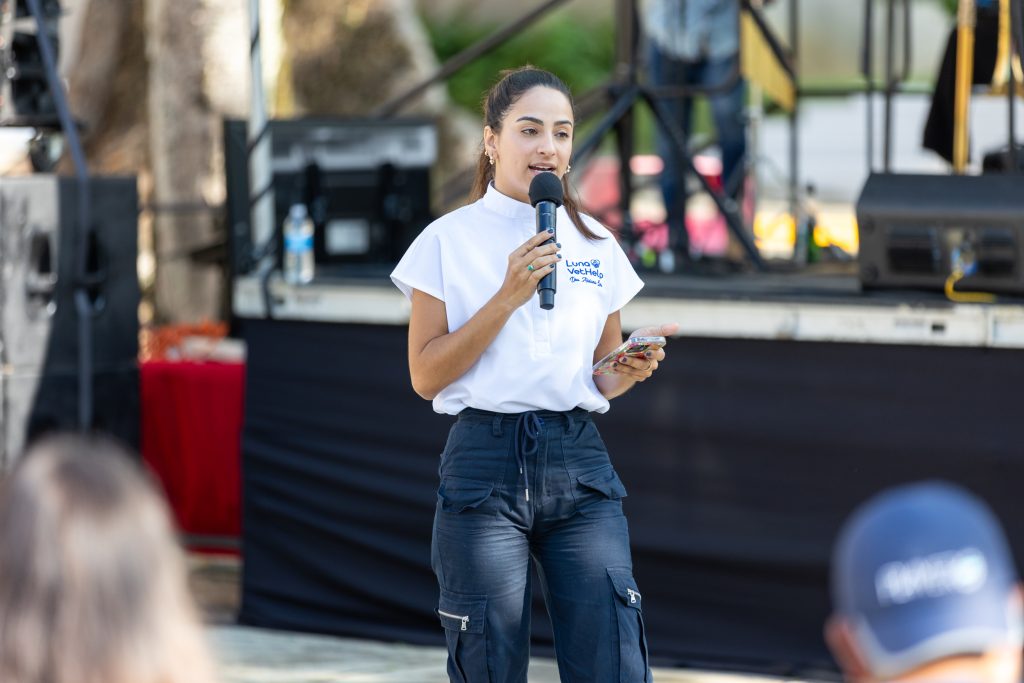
[0, 433, 220, 683]
[827, 481, 1023, 683]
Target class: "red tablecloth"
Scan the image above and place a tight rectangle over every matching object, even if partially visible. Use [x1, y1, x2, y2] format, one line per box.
[140, 360, 244, 540]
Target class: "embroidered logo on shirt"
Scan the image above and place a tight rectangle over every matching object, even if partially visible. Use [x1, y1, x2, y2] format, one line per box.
[566, 258, 605, 287]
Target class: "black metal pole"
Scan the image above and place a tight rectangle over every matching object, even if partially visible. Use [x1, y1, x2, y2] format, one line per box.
[1009, 0, 1019, 171]
[883, 0, 896, 171]
[789, 0, 799, 226]
[25, 0, 94, 431]
[372, 0, 572, 118]
[863, 0, 875, 172]
[571, 86, 641, 168]
[644, 90, 765, 269]
[742, 0, 797, 79]
[901, 0, 913, 82]
[614, 0, 637, 243]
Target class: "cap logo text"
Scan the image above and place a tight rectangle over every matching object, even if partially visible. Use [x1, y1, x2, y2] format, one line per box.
[875, 548, 988, 606]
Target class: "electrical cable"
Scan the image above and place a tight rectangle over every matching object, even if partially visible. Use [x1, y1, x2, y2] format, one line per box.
[945, 244, 997, 303]
[25, 0, 96, 430]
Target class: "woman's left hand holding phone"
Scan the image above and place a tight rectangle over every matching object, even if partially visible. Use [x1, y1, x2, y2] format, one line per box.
[606, 323, 679, 382]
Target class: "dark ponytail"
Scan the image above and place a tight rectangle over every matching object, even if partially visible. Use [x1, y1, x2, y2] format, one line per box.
[469, 66, 606, 241]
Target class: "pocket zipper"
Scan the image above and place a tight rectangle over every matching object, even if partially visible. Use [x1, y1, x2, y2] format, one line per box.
[438, 609, 470, 631]
[626, 588, 641, 604]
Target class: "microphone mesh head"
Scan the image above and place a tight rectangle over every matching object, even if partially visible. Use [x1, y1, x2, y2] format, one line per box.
[528, 172, 564, 207]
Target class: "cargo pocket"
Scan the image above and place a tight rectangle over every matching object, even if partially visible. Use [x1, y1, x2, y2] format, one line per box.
[437, 589, 489, 683]
[574, 465, 628, 518]
[438, 476, 494, 514]
[607, 568, 651, 683]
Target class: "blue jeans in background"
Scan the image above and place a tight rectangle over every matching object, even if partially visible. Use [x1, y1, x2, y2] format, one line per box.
[648, 45, 747, 255]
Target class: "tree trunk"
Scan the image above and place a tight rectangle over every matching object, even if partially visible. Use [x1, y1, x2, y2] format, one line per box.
[283, 0, 478, 205]
[64, 0, 472, 325]
[143, 0, 222, 324]
[283, 0, 445, 115]
[66, 0, 266, 324]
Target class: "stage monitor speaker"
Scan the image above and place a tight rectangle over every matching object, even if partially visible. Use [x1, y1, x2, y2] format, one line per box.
[223, 118, 436, 277]
[856, 173, 1024, 295]
[0, 0, 62, 127]
[0, 175, 140, 466]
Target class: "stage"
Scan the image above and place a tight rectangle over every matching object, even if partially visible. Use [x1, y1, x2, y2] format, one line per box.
[232, 270, 1024, 677]
[233, 268, 1024, 349]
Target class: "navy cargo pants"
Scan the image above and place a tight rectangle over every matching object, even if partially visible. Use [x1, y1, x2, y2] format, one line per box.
[432, 408, 652, 683]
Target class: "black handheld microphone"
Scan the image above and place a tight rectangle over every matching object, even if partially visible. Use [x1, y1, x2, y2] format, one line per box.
[528, 172, 564, 310]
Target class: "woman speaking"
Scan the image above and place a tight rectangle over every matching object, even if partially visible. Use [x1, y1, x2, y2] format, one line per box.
[392, 66, 677, 682]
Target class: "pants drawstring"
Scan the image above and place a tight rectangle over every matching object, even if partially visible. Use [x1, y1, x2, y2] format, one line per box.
[513, 412, 544, 502]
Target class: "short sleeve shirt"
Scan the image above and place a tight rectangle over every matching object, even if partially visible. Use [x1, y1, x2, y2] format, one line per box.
[391, 183, 644, 415]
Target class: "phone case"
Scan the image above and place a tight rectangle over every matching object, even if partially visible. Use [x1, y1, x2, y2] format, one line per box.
[592, 336, 666, 375]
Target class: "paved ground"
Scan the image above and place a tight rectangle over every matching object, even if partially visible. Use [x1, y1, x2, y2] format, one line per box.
[190, 555, 812, 683]
[210, 624, 805, 683]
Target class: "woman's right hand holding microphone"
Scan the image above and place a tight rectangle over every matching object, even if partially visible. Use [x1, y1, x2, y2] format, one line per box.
[497, 230, 562, 309]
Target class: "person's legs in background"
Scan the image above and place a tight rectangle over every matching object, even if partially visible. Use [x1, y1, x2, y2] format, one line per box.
[704, 52, 747, 199]
[649, 49, 749, 270]
[703, 52, 749, 264]
[648, 40, 696, 268]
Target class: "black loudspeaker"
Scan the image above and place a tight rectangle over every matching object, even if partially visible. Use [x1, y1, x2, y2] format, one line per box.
[223, 118, 436, 277]
[0, 0, 62, 127]
[982, 145, 1024, 174]
[0, 175, 140, 466]
[856, 173, 1024, 295]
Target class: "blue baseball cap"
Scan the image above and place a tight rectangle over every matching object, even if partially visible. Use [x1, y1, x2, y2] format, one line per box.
[832, 481, 1022, 678]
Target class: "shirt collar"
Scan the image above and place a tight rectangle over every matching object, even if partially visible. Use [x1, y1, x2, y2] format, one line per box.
[482, 182, 535, 221]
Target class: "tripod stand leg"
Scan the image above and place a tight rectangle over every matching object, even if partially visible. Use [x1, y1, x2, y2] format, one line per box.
[614, 100, 636, 242]
[570, 86, 641, 242]
[642, 90, 766, 270]
[571, 87, 640, 168]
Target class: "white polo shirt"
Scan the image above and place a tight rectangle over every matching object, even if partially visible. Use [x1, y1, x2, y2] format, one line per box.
[391, 183, 644, 415]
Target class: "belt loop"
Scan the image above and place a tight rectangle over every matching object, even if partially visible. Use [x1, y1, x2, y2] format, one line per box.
[492, 415, 503, 437]
[565, 411, 575, 433]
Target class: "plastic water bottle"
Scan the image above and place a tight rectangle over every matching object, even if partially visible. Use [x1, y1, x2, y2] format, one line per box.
[793, 183, 819, 266]
[283, 203, 314, 285]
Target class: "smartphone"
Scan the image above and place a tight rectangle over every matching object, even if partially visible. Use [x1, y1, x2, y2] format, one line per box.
[592, 336, 667, 376]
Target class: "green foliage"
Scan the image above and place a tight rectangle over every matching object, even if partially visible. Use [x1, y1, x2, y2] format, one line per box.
[420, 11, 719, 155]
[422, 11, 616, 116]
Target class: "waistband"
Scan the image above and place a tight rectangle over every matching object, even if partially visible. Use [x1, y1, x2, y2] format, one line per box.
[457, 407, 592, 503]
[456, 407, 592, 426]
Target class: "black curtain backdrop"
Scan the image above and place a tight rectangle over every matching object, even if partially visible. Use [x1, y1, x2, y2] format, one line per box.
[238, 318, 1024, 676]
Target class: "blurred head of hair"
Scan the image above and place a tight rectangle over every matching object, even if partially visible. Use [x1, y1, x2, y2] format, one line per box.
[0, 433, 219, 683]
